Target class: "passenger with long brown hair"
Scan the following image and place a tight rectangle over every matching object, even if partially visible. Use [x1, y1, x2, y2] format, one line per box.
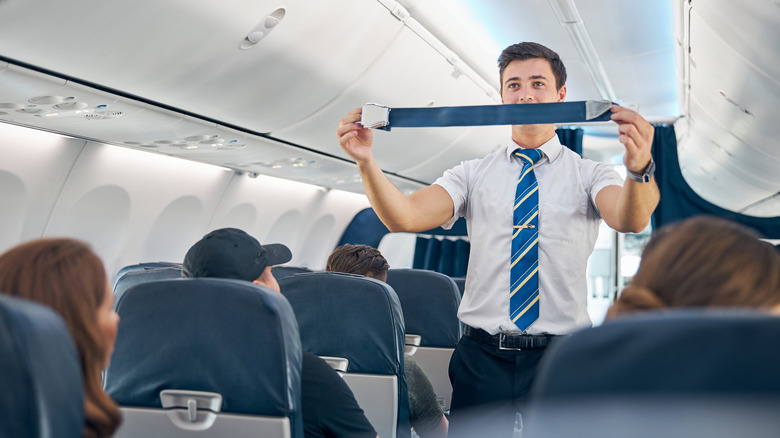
[607, 216, 780, 318]
[0, 238, 122, 438]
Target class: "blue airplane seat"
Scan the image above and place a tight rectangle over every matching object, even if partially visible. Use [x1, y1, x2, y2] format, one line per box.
[279, 272, 410, 438]
[272, 265, 313, 281]
[532, 310, 780, 399]
[385, 268, 462, 411]
[112, 266, 183, 307]
[523, 310, 780, 438]
[452, 277, 465, 298]
[104, 278, 303, 438]
[385, 268, 462, 348]
[112, 261, 182, 289]
[0, 294, 84, 438]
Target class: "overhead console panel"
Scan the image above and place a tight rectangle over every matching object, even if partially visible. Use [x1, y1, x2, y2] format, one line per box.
[0, 0, 404, 133]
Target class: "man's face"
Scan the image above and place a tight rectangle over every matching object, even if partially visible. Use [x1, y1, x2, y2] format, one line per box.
[500, 58, 566, 105]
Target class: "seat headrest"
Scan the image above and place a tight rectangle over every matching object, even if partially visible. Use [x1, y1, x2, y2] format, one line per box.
[272, 266, 313, 281]
[113, 262, 182, 289]
[533, 309, 780, 400]
[105, 278, 302, 421]
[386, 269, 462, 347]
[279, 272, 405, 374]
[112, 266, 183, 305]
[0, 294, 84, 438]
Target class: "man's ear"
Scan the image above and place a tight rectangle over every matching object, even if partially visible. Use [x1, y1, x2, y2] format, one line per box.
[558, 84, 567, 102]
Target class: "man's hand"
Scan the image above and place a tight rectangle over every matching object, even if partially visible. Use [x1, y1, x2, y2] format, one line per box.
[337, 107, 375, 165]
[610, 104, 655, 174]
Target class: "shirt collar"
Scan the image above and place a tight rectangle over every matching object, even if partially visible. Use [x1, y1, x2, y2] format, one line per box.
[504, 134, 564, 164]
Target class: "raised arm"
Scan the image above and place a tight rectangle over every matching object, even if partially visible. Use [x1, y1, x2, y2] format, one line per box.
[337, 108, 454, 233]
[596, 105, 660, 233]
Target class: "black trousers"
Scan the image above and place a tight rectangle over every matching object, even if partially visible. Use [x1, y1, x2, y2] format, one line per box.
[447, 334, 546, 438]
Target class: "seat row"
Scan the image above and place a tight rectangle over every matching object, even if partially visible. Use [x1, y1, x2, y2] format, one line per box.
[107, 265, 463, 438]
[6, 279, 780, 438]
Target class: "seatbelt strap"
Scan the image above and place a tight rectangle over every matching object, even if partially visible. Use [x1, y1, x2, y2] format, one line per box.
[360, 100, 613, 131]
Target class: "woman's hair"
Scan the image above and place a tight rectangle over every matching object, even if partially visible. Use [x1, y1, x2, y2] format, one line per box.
[608, 216, 780, 318]
[0, 238, 121, 437]
[326, 244, 389, 277]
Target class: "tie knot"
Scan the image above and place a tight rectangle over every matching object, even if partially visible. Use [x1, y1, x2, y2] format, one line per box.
[514, 148, 545, 165]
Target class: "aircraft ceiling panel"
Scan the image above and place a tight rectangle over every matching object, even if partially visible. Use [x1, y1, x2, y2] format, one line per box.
[271, 26, 505, 180]
[676, 3, 780, 217]
[687, 9, 780, 153]
[678, 130, 778, 216]
[0, 0, 404, 133]
[690, 0, 780, 82]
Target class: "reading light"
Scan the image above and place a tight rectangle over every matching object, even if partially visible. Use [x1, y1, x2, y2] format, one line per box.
[240, 7, 286, 49]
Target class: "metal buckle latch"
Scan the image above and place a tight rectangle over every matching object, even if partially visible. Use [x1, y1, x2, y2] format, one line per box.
[360, 103, 390, 129]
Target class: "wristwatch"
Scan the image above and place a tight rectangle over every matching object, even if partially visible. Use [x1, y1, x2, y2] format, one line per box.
[626, 158, 655, 183]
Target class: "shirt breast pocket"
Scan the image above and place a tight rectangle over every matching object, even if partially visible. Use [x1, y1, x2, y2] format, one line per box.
[539, 187, 589, 244]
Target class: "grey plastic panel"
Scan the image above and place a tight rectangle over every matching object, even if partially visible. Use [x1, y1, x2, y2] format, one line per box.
[114, 407, 291, 438]
[341, 374, 398, 438]
[408, 347, 454, 412]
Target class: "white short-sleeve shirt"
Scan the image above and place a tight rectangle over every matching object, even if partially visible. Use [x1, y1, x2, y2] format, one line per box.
[434, 135, 623, 335]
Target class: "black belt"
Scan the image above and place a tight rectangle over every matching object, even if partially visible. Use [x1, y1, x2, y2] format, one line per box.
[463, 325, 559, 350]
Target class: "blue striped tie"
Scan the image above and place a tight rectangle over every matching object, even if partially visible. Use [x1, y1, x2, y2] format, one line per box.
[510, 148, 545, 331]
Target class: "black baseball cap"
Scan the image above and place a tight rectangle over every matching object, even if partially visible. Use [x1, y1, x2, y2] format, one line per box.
[182, 228, 292, 282]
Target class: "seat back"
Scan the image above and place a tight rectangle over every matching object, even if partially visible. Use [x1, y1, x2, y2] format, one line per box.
[112, 261, 182, 289]
[0, 294, 84, 438]
[452, 277, 465, 298]
[385, 268, 461, 411]
[105, 278, 303, 438]
[272, 266, 313, 281]
[525, 310, 780, 438]
[112, 266, 183, 307]
[279, 272, 409, 438]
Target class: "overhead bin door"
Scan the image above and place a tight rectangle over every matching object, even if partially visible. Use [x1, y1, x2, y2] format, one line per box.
[273, 26, 507, 183]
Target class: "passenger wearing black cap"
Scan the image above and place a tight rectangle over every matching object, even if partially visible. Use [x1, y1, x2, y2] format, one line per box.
[182, 227, 293, 293]
[183, 228, 379, 438]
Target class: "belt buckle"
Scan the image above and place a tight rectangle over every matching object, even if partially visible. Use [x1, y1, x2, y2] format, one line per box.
[498, 332, 523, 351]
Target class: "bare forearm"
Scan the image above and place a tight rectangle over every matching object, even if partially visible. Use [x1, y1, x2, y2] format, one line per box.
[357, 158, 417, 232]
[356, 158, 453, 233]
[613, 177, 660, 233]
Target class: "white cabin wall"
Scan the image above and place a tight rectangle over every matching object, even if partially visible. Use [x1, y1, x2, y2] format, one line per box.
[0, 123, 85, 249]
[209, 174, 370, 270]
[0, 122, 370, 280]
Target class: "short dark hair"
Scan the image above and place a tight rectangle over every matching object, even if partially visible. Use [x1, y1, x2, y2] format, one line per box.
[497, 42, 567, 91]
[326, 244, 389, 278]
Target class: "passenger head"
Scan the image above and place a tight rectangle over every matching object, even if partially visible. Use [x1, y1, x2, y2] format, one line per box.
[326, 244, 390, 282]
[607, 216, 780, 318]
[182, 227, 292, 292]
[498, 42, 567, 91]
[0, 238, 121, 438]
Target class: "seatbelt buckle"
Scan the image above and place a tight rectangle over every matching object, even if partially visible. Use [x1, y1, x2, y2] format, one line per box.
[360, 103, 390, 129]
[585, 100, 613, 120]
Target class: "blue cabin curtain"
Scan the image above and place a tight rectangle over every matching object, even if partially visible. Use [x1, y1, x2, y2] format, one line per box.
[651, 124, 780, 238]
[556, 127, 584, 156]
[412, 236, 470, 278]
